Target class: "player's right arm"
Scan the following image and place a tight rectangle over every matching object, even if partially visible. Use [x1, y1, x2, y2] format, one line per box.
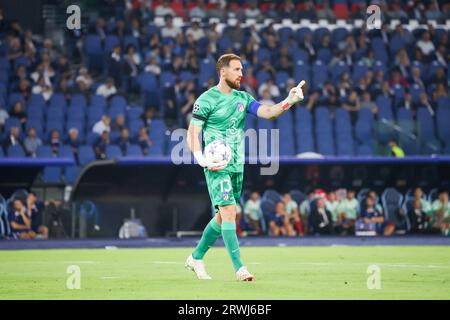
[187, 98, 227, 171]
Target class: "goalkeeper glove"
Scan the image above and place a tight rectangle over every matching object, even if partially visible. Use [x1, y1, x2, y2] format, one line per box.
[281, 80, 306, 110]
[193, 151, 227, 171]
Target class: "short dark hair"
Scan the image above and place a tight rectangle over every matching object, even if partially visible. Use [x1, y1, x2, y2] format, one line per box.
[216, 54, 241, 76]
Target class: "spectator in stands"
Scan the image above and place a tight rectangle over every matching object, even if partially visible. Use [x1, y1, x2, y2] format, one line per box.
[282, 192, 304, 236]
[9, 101, 27, 130]
[55, 54, 71, 80]
[93, 18, 106, 42]
[434, 44, 447, 67]
[417, 92, 435, 117]
[0, 105, 8, 133]
[93, 115, 111, 136]
[430, 190, 450, 236]
[2, 126, 22, 153]
[94, 130, 111, 160]
[425, 2, 444, 21]
[96, 78, 117, 99]
[161, 14, 182, 39]
[189, 0, 207, 20]
[310, 198, 333, 235]
[297, 0, 316, 20]
[180, 90, 196, 128]
[325, 190, 340, 227]
[244, 0, 260, 19]
[360, 92, 378, 115]
[57, 78, 72, 102]
[413, 187, 432, 214]
[23, 127, 42, 158]
[144, 56, 161, 76]
[336, 189, 359, 235]
[31, 76, 53, 102]
[243, 191, 262, 235]
[341, 90, 361, 124]
[409, 66, 425, 89]
[317, 0, 335, 20]
[402, 92, 415, 112]
[66, 128, 80, 163]
[117, 128, 131, 156]
[258, 79, 280, 100]
[408, 198, 429, 234]
[259, 88, 275, 106]
[432, 67, 447, 88]
[388, 139, 405, 157]
[49, 129, 61, 156]
[27, 192, 48, 239]
[108, 44, 123, 86]
[185, 21, 205, 42]
[8, 199, 35, 240]
[111, 114, 126, 134]
[141, 107, 156, 128]
[416, 31, 435, 62]
[137, 126, 152, 155]
[268, 201, 295, 237]
[360, 196, 395, 236]
[75, 67, 93, 91]
[155, 0, 175, 17]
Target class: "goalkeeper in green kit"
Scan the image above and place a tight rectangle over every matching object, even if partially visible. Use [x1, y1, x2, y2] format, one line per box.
[185, 54, 306, 281]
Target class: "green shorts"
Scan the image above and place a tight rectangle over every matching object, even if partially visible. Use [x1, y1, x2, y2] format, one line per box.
[204, 169, 244, 210]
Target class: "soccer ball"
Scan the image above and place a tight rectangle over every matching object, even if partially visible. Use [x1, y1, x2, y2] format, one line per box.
[204, 140, 232, 164]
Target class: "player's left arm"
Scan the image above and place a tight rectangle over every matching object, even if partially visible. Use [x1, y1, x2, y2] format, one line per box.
[252, 80, 306, 121]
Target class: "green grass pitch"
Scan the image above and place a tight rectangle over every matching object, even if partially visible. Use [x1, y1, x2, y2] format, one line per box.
[0, 246, 449, 299]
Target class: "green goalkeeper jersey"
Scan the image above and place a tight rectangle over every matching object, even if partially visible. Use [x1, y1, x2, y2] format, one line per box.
[190, 86, 259, 173]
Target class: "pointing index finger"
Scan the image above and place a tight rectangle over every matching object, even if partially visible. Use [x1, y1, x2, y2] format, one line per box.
[297, 80, 306, 89]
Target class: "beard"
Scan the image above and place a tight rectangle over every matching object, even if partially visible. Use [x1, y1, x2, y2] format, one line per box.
[225, 78, 241, 90]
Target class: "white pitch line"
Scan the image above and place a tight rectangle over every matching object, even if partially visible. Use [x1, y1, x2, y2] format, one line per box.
[100, 276, 120, 279]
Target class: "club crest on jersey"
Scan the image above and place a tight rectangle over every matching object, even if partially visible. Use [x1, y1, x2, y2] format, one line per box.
[193, 103, 200, 113]
[237, 102, 244, 112]
[222, 192, 229, 201]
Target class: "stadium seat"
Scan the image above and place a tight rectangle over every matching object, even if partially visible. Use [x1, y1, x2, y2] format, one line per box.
[416, 108, 440, 154]
[381, 188, 406, 231]
[126, 144, 143, 156]
[7, 145, 25, 157]
[78, 145, 96, 165]
[105, 145, 122, 159]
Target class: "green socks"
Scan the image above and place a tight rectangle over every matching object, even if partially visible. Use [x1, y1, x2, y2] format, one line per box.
[221, 221, 244, 272]
[192, 217, 221, 260]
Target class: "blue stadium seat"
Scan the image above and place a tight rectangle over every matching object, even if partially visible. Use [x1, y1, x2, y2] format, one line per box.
[416, 107, 440, 154]
[7, 145, 25, 157]
[36, 145, 53, 157]
[105, 145, 122, 159]
[78, 145, 96, 165]
[64, 166, 81, 184]
[312, 60, 328, 90]
[351, 60, 369, 83]
[90, 94, 107, 108]
[84, 34, 104, 72]
[87, 105, 106, 127]
[127, 106, 144, 121]
[317, 48, 332, 65]
[292, 49, 309, 64]
[27, 94, 46, 108]
[275, 71, 290, 91]
[255, 70, 272, 85]
[50, 93, 67, 109]
[381, 188, 406, 231]
[356, 144, 373, 156]
[41, 167, 62, 183]
[397, 108, 418, 155]
[436, 105, 450, 151]
[70, 94, 87, 108]
[126, 144, 143, 156]
[105, 34, 120, 53]
[293, 60, 310, 85]
[370, 38, 388, 65]
[58, 145, 75, 159]
[278, 27, 294, 43]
